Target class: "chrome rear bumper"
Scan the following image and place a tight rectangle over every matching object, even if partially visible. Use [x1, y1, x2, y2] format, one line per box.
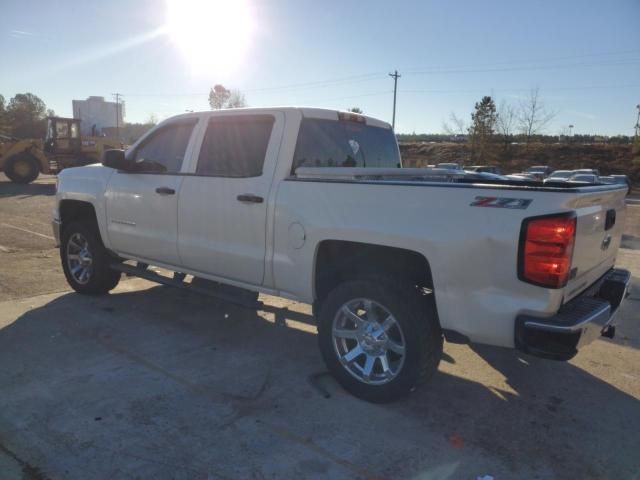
[515, 268, 631, 360]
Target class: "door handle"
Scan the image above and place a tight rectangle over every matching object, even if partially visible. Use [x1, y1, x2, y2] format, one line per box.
[155, 187, 176, 195]
[604, 209, 616, 231]
[237, 193, 264, 204]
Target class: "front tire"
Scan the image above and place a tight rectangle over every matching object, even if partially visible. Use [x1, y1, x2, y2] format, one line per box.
[61, 221, 121, 294]
[5, 153, 40, 184]
[317, 278, 442, 403]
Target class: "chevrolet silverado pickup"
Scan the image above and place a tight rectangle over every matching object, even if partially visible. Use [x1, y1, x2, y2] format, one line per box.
[52, 107, 631, 402]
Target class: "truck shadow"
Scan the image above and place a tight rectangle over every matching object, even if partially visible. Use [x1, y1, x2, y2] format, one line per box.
[0, 177, 56, 198]
[0, 285, 638, 479]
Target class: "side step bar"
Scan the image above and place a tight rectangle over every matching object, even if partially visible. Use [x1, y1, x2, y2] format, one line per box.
[110, 262, 263, 310]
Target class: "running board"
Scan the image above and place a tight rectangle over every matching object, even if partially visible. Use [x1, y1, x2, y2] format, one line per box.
[110, 263, 263, 310]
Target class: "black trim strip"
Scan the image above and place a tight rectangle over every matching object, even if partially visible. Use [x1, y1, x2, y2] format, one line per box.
[284, 176, 628, 193]
[115, 170, 263, 179]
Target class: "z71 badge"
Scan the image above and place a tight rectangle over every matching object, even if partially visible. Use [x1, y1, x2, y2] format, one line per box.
[470, 196, 532, 209]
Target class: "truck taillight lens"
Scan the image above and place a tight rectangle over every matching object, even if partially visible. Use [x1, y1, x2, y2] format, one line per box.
[519, 213, 576, 288]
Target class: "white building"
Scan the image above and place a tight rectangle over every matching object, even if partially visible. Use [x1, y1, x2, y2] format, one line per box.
[72, 96, 124, 136]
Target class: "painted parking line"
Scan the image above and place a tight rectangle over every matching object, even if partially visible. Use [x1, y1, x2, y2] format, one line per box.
[0, 223, 54, 241]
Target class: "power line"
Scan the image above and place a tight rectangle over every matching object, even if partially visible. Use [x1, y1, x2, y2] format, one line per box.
[244, 72, 386, 93]
[401, 83, 640, 95]
[403, 58, 640, 76]
[116, 51, 640, 99]
[398, 48, 640, 73]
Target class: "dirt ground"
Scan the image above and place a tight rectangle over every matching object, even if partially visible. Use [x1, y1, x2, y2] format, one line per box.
[1, 174, 639, 479]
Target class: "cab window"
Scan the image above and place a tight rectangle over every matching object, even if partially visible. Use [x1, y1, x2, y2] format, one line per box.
[132, 122, 195, 173]
[197, 115, 274, 177]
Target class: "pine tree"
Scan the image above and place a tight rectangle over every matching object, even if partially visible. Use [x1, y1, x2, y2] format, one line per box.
[469, 96, 497, 162]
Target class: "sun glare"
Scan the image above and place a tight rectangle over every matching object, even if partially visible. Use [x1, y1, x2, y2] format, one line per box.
[165, 0, 254, 74]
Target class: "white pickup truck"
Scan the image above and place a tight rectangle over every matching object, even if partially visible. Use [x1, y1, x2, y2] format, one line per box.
[52, 107, 631, 402]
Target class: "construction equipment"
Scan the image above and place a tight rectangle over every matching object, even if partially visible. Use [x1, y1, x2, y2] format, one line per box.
[0, 117, 118, 184]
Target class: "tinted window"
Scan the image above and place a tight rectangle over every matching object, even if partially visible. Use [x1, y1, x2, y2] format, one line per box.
[293, 119, 400, 170]
[197, 115, 274, 177]
[133, 122, 195, 173]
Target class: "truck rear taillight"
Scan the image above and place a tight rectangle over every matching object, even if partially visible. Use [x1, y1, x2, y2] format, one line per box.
[518, 213, 577, 288]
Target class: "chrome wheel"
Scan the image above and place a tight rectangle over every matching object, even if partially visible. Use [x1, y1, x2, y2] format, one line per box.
[332, 298, 406, 385]
[66, 232, 93, 285]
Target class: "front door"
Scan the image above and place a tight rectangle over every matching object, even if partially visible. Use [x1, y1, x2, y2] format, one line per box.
[178, 112, 283, 285]
[105, 120, 197, 266]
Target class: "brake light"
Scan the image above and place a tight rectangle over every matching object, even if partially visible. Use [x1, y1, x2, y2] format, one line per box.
[338, 112, 366, 124]
[519, 213, 576, 288]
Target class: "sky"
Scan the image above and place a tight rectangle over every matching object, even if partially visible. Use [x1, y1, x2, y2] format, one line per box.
[1, 0, 639, 135]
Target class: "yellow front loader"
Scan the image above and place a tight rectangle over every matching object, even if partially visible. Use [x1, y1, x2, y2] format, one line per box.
[0, 117, 119, 184]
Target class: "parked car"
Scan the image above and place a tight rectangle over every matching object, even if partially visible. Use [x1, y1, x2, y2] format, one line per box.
[52, 107, 631, 402]
[574, 168, 601, 176]
[525, 165, 553, 179]
[601, 175, 631, 193]
[507, 173, 538, 181]
[436, 162, 463, 170]
[610, 174, 631, 190]
[568, 173, 599, 184]
[466, 165, 503, 175]
[545, 170, 574, 180]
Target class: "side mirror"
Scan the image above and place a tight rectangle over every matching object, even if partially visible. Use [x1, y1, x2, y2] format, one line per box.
[102, 149, 131, 171]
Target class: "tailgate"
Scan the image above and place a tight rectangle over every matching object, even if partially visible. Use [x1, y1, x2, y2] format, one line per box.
[563, 187, 627, 301]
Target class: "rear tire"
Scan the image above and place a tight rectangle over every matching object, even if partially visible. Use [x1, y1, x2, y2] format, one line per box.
[5, 153, 40, 184]
[61, 220, 121, 294]
[317, 277, 442, 403]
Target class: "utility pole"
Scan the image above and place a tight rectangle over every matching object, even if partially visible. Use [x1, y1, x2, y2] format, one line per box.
[389, 70, 401, 131]
[112, 93, 121, 141]
[635, 104, 640, 137]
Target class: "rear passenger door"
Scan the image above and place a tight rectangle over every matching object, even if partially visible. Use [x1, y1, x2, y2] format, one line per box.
[178, 112, 284, 285]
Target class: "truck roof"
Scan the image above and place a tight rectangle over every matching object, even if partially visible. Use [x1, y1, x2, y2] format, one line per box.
[161, 107, 392, 130]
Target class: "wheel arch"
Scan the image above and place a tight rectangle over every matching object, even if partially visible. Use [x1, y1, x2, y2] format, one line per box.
[313, 240, 437, 312]
[59, 199, 99, 235]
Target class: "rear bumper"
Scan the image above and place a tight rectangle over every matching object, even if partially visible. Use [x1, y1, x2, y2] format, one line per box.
[515, 268, 631, 360]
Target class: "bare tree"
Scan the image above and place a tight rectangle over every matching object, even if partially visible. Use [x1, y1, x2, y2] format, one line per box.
[518, 88, 555, 147]
[227, 90, 247, 108]
[209, 84, 247, 109]
[496, 101, 517, 150]
[442, 112, 466, 136]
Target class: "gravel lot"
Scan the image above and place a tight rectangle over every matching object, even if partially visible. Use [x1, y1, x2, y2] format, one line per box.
[1, 174, 639, 480]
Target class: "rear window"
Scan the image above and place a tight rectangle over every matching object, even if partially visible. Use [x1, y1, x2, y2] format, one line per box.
[197, 115, 274, 177]
[292, 118, 400, 171]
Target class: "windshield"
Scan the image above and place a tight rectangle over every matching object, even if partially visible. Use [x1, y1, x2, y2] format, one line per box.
[571, 174, 596, 182]
[293, 118, 400, 170]
[550, 171, 573, 178]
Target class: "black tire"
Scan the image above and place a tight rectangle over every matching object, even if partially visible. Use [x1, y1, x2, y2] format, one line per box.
[61, 220, 121, 294]
[317, 278, 442, 403]
[4, 153, 40, 184]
